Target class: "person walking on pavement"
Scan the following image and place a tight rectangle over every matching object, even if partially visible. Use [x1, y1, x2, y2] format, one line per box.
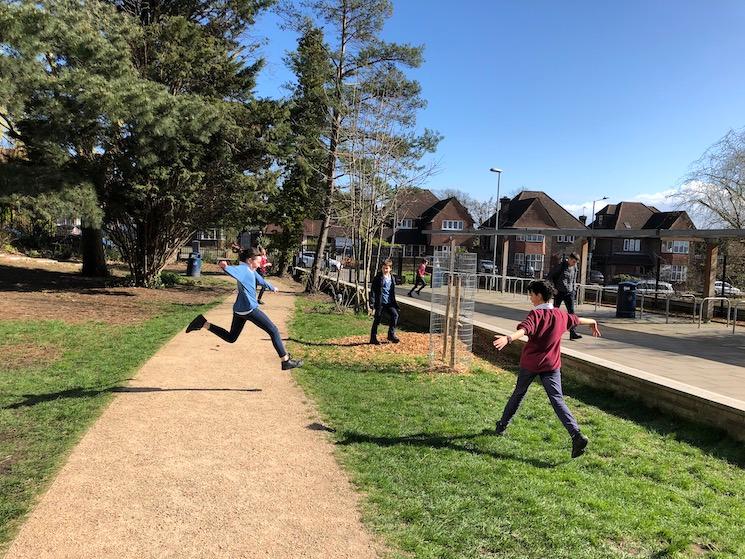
[548, 252, 582, 340]
[408, 258, 429, 297]
[370, 259, 400, 345]
[256, 247, 272, 304]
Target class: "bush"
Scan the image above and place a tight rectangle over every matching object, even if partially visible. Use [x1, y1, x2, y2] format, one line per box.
[159, 271, 182, 287]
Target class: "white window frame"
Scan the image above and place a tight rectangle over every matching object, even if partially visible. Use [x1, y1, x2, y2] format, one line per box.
[397, 218, 414, 229]
[623, 238, 641, 252]
[515, 234, 524, 241]
[670, 265, 687, 282]
[403, 244, 415, 257]
[525, 234, 544, 243]
[556, 235, 575, 243]
[417, 245, 427, 256]
[440, 245, 451, 252]
[442, 220, 464, 231]
[525, 253, 544, 272]
[514, 253, 525, 266]
[661, 240, 689, 254]
[197, 228, 223, 241]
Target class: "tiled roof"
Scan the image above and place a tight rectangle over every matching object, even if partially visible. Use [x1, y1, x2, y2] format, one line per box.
[395, 188, 440, 219]
[481, 191, 586, 229]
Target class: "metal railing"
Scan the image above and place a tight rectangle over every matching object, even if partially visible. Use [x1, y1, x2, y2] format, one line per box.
[733, 300, 745, 334]
[665, 294, 697, 324]
[698, 297, 732, 329]
[577, 284, 603, 311]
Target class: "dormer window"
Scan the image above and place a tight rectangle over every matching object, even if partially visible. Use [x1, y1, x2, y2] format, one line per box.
[397, 218, 414, 229]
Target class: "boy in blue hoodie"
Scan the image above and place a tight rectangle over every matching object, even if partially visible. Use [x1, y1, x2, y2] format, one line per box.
[186, 247, 302, 370]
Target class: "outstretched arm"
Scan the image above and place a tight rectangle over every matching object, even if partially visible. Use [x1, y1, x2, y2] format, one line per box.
[577, 317, 602, 337]
[255, 272, 277, 292]
[493, 328, 527, 351]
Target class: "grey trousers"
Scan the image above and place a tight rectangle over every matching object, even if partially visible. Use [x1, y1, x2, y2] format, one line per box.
[498, 368, 580, 436]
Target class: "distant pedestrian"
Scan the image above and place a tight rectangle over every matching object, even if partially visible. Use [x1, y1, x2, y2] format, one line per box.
[408, 258, 429, 297]
[548, 252, 581, 340]
[257, 247, 272, 304]
[369, 259, 400, 345]
[492, 279, 601, 458]
[185, 247, 302, 371]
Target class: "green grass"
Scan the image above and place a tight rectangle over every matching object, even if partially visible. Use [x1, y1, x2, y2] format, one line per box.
[0, 300, 220, 551]
[289, 297, 745, 559]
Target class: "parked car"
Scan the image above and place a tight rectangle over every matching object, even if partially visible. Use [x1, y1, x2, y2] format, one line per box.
[479, 259, 498, 274]
[635, 281, 674, 295]
[298, 251, 342, 272]
[715, 280, 742, 297]
[588, 270, 604, 285]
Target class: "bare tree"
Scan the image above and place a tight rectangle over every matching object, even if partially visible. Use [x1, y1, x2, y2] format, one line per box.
[674, 129, 745, 228]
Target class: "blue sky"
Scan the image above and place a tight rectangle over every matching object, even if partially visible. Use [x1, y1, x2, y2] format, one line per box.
[249, 0, 745, 220]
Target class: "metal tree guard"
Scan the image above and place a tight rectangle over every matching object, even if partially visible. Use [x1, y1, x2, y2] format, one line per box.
[429, 249, 477, 371]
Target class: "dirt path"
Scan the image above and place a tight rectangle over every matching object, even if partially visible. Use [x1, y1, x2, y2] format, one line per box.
[3, 283, 381, 559]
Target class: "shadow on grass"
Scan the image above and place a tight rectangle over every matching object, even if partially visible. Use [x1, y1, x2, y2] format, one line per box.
[2, 385, 262, 409]
[287, 337, 370, 347]
[337, 429, 562, 469]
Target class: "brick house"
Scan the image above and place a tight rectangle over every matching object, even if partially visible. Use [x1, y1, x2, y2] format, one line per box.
[590, 202, 697, 285]
[481, 191, 588, 277]
[386, 189, 475, 256]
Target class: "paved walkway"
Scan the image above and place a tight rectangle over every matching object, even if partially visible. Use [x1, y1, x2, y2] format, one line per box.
[398, 286, 745, 405]
[4, 283, 380, 559]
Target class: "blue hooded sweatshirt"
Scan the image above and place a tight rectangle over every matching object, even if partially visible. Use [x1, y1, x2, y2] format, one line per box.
[224, 263, 274, 314]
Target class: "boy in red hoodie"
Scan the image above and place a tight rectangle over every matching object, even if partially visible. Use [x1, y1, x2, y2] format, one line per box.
[493, 279, 601, 458]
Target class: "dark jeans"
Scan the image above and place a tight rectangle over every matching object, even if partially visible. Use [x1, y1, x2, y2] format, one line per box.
[257, 269, 266, 301]
[498, 368, 580, 437]
[207, 309, 287, 358]
[371, 304, 399, 339]
[409, 275, 426, 294]
[554, 290, 577, 334]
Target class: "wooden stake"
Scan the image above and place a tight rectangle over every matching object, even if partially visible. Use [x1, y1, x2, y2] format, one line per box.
[450, 276, 462, 369]
[442, 273, 453, 360]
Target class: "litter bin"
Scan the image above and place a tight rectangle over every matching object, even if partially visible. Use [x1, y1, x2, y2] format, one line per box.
[186, 252, 202, 278]
[616, 281, 637, 318]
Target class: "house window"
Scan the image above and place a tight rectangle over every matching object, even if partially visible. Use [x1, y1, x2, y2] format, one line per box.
[514, 253, 525, 266]
[417, 245, 427, 256]
[661, 240, 689, 254]
[556, 235, 575, 243]
[440, 245, 451, 252]
[197, 228, 223, 241]
[517, 234, 544, 242]
[397, 218, 414, 229]
[442, 220, 464, 230]
[670, 265, 687, 282]
[525, 254, 544, 272]
[623, 239, 640, 252]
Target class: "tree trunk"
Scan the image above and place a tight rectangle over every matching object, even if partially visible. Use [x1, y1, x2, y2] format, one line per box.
[81, 227, 109, 277]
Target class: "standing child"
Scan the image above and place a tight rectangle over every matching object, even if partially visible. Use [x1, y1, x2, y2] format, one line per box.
[492, 279, 601, 458]
[256, 247, 272, 304]
[185, 248, 302, 371]
[408, 258, 429, 297]
[370, 259, 400, 345]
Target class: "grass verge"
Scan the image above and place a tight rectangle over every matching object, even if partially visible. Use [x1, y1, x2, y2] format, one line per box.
[0, 300, 220, 552]
[289, 296, 745, 559]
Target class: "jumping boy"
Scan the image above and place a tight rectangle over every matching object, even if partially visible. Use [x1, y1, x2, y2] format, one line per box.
[370, 259, 400, 345]
[408, 258, 429, 297]
[492, 279, 601, 458]
[185, 247, 302, 371]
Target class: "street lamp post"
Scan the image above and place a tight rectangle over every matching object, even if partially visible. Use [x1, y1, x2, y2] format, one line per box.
[489, 168, 503, 289]
[589, 196, 609, 273]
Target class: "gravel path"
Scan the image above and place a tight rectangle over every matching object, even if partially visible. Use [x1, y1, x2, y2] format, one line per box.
[4, 283, 381, 559]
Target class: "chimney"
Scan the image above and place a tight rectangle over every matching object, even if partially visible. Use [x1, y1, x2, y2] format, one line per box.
[498, 196, 511, 227]
[578, 215, 587, 225]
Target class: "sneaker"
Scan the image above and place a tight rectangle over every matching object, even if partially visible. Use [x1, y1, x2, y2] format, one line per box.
[258, 300, 265, 305]
[370, 337, 381, 345]
[495, 421, 507, 436]
[569, 332, 583, 340]
[571, 433, 588, 458]
[186, 314, 206, 333]
[387, 335, 400, 343]
[281, 357, 303, 371]
[408, 291, 414, 297]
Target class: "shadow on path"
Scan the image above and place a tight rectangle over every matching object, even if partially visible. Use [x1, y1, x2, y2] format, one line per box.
[287, 337, 370, 348]
[3, 386, 262, 409]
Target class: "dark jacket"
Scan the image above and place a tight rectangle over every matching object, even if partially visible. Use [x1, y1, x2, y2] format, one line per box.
[370, 272, 399, 311]
[549, 260, 578, 294]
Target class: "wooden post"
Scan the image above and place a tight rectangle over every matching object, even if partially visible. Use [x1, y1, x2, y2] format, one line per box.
[500, 238, 510, 292]
[702, 241, 719, 322]
[579, 238, 589, 286]
[450, 276, 462, 369]
[442, 274, 453, 360]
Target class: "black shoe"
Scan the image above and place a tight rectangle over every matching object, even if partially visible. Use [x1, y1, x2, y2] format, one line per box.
[370, 337, 381, 345]
[281, 357, 303, 370]
[408, 291, 414, 297]
[387, 335, 400, 343]
[495, 421, 507, 436]
[186, 314, 206, 333]
[569, 332, 583, 340]
[571, 433, 588, 458]
[258, 300, 265, 305]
